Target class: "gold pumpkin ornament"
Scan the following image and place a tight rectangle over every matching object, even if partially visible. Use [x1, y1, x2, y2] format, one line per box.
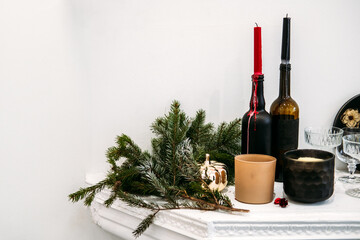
[200, 154, 228, 192]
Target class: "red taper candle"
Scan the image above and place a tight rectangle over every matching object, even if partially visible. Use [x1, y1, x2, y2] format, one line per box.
[254, 23, 262, 75]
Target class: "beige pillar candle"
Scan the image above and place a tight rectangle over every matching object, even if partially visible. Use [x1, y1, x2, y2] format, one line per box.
[235, 154, 276, 204]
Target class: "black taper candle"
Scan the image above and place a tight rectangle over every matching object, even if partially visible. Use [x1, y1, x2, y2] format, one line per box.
[281, 15, 291, 61]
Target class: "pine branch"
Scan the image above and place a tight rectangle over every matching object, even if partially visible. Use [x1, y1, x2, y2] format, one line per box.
[213, 190, 233, 208]
[167, 102, 187, 186]
[69, 100, 245, 238]
[106, 146, 120, 170]
[131, 190, 249, 238]
[116, 134, 144, 168]
[180, 193, 249, 213]
[187, 110, 213, 145]
[143, 171, 169, 197]
[104, 192, 117, 207]
[68, 179, 110, 206]
[133, 210, 160, 238]
[207, 118, 241, 155]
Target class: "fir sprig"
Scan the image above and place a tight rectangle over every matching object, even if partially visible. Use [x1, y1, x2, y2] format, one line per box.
[133, 210, 159, 238]
[69, 100, 247, 238]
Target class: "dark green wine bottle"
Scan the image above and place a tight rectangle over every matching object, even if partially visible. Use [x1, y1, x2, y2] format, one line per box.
[270, 15, 299, 182]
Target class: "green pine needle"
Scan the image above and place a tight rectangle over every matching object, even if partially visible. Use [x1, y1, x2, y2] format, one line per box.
[68, 100, 246, 237]
[132, 210, 159, 238]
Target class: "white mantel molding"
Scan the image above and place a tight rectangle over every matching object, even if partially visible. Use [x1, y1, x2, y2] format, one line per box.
[86, 173, 360, 240]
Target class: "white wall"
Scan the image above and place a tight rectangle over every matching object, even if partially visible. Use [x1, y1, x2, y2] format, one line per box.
[0, 0, 118, 239]
[70, 0, 360, 173]
[0, 0, 359, 239]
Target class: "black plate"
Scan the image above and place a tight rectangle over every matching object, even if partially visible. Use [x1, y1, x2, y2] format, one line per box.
[333, 94, 360, 170]
[333, 94, 360, 128]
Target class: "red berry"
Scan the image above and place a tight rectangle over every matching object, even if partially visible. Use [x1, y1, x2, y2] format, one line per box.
[279, 198, 288, 208]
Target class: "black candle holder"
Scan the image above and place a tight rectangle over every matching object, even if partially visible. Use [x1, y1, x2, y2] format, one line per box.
[283, 149, 334, 203]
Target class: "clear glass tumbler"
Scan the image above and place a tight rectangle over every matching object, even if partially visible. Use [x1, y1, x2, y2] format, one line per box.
[304, 127, 343, 150]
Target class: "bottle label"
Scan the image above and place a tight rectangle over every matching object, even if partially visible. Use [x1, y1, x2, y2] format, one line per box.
[272, 115, 299, 182]
[273, 116, 299, 150]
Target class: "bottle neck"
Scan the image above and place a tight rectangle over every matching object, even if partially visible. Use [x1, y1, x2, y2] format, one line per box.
[279, 63, 291, 98]
[249, 74, 265, 110]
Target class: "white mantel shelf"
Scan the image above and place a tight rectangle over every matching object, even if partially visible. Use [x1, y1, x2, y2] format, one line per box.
[86, 173, 360, 240]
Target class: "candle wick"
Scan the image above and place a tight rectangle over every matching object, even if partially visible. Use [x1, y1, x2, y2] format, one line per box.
[286, 13, 288, 18]
[255, 22, 258, 27]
